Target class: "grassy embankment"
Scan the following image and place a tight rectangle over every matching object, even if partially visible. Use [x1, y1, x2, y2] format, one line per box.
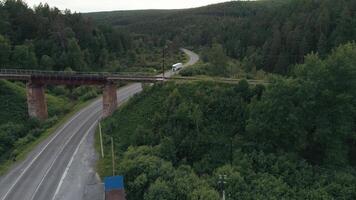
[0, 80, 98, 175]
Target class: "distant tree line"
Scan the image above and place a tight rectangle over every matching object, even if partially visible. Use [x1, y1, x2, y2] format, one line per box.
[0, 0, 132, 71]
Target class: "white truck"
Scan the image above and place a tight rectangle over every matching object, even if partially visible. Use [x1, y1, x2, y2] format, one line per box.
[172, 63, 183, 72]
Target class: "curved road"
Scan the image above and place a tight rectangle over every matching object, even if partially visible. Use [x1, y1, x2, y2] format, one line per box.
[0, 49, 198, 200]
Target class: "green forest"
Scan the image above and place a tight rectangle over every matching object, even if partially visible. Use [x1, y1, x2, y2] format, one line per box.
[0, 0, 356, 198]
[0, 0, 182, 72]
[99, 43, 356, 199]
[88, 0, 356, 74]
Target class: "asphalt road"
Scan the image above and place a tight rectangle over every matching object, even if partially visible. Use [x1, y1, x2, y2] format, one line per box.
[0, 48, 199, 200]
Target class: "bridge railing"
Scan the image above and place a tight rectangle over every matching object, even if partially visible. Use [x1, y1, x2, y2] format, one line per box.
[0, 69, 158, 78]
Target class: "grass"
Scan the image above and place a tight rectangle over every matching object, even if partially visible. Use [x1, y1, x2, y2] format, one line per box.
[94, 127, 109, 178]
[0, 96, 99, 176]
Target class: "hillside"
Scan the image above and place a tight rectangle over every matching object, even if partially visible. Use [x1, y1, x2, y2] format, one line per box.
[0, 80, 71, 167]
[98, 43, 356, 199]
[86, 0, 356, 74]
[86, 9, 181, 27]
[0, 0, 181, 73]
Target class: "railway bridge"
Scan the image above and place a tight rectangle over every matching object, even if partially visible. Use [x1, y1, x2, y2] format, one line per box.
[0, 67, 265, 121]
[0, 69, 166, 120]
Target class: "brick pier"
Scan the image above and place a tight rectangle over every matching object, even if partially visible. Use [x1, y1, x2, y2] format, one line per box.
[26, 82, 48, 120]
[102, 82, 118, 118]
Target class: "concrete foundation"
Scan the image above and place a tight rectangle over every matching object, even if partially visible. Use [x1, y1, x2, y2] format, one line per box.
[26, 82, 48, 120]
[102, 83, 118, 118]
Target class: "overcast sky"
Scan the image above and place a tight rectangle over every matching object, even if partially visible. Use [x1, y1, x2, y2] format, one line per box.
[24, 0, 231, 13]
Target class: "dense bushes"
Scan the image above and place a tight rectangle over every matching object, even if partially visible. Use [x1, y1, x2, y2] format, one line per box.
[0, 80, 71, 164]
[248, 43, 356, 166]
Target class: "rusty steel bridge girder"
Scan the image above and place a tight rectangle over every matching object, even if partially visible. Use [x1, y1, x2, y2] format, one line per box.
[0, 69, 164, 85]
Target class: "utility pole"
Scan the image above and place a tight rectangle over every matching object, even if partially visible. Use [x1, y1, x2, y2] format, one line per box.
[162, 46, 166, 79]
[162, 42, 171, 79]
[111, 137, 115, 176]
[218, 175, 228, 200]
[230, 137, 233, 166]
[99, 122, 104, 158]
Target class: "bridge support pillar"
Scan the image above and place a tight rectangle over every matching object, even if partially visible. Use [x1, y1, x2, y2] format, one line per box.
[103, 82, 117, 118]
[26, 82, 48, 120]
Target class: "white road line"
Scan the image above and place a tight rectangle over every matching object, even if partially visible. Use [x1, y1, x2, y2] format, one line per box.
[29, 87, 138, 200]
[54, 87, 145, 199]
[1, 86, 136, 200]
[52, 86, 142, 200]
[0, 100, 99, 200]
[51, 121, 98, 200]
[29, 109, 101, 200]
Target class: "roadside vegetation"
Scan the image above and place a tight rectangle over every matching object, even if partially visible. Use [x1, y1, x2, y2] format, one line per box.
[0, 80, 68, 170]
[0, 79, 108, 174]
[98, 43, 356, 199]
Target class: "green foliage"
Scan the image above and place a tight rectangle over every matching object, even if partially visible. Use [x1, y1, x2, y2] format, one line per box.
[0, 0, 136, 71]
[39, 55, 55, 70]
[0, 34, 11, 66]
[248, 43, 356, 166]
[65, 38, 87, 71]
[11, 44, 38, 68]
[88, 0, 356, 74]
[179, 63, 206, 76]
[99, 44, 356, 199]
[0, 80, 71, 164]
[205, 43, 228, 76]
[0, 0, 186, 73]
[144, 179, 175, 200]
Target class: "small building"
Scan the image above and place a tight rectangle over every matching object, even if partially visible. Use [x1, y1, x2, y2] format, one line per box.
[104, 176, 126, 200]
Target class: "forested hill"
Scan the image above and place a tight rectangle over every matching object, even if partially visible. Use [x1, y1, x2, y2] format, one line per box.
[0, 0, 132, 71]
[86, 0, 356, 74]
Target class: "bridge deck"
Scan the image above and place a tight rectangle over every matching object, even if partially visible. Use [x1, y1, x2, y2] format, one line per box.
[0, 69, 266, 85]
[0, 69, 164, 85]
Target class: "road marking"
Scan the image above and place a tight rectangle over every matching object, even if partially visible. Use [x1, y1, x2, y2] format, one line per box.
[29, 109, 101, 200]
[52, 86, 142, 200]
[29, 87, 139, 200]
[0, 100, 100, 200]
[23, 86, 140, 200]
[51, 121, 98, 200]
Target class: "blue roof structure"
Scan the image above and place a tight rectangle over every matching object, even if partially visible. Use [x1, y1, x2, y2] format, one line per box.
[104, 176, 124, 191]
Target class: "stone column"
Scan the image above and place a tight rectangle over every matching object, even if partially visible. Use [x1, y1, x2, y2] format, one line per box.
[26, 82, 48, 120]
[102, 82, 118, 118]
